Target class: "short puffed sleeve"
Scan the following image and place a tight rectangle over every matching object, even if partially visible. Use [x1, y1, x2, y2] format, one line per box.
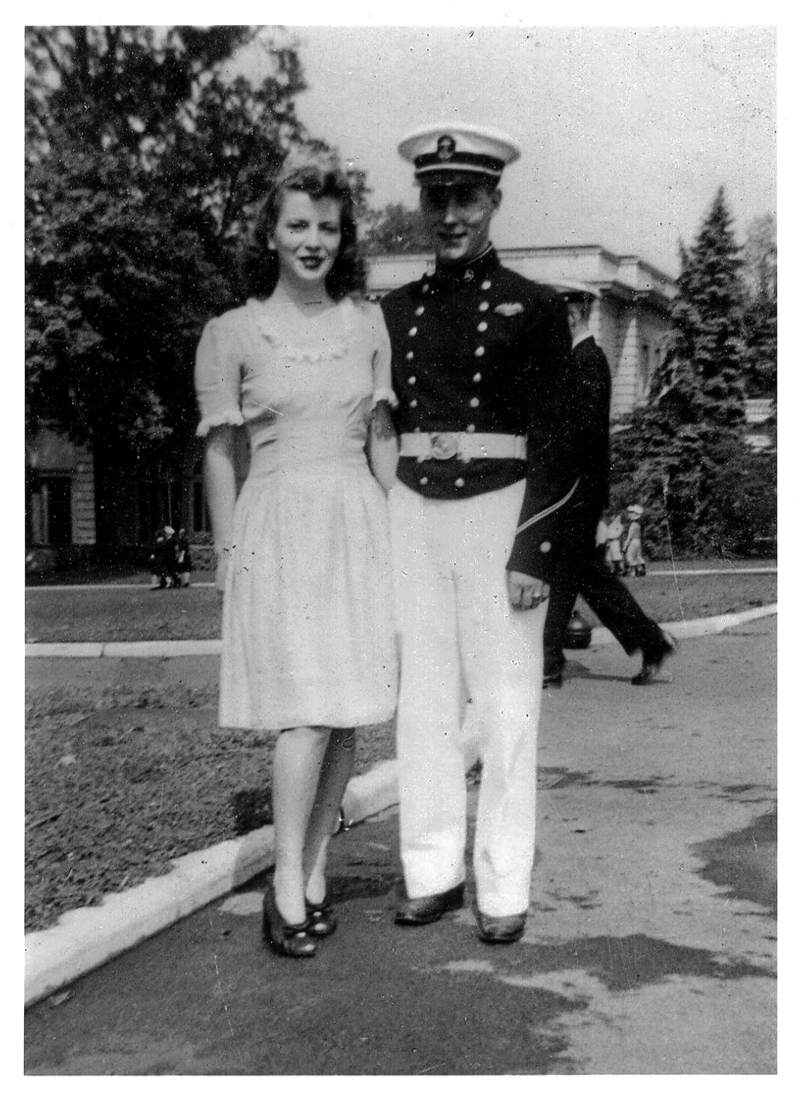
[367, 302, 398, 409]
[194, 315, 246, 437]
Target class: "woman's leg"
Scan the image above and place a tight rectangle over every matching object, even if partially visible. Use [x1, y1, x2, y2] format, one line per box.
[303, 728, 357, 905]
[271, 726, 332, 924]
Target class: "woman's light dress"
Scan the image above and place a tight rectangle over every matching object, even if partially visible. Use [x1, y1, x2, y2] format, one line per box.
[195, 296, 398, 730]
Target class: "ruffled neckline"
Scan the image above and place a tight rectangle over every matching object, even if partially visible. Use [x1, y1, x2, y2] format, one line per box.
[248, 296, 357, 363]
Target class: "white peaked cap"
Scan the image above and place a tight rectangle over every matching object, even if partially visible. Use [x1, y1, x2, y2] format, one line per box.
[398, 123, 521, 182]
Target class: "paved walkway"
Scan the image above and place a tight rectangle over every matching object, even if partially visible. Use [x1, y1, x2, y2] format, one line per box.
[24, 615, 777, 1074]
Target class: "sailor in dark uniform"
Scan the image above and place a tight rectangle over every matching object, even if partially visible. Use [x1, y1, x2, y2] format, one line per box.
[381, 123, 583, 943]
[542, 282, 677, 687]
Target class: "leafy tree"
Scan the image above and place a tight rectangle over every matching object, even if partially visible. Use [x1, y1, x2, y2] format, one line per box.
[741, 213, 777, 401]
[610, 186, 768, 556]
[26, 26, 308, 549]
[361, 201, 431, 255]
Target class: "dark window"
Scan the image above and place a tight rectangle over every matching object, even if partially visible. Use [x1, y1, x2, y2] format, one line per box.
[43, 477, 72, 545]
[192, 479, 211, 533]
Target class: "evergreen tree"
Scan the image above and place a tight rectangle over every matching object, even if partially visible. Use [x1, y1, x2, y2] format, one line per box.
[611, 186, 765, 556]
[26, 26, 308, 550]
[741, 213, 777, 402]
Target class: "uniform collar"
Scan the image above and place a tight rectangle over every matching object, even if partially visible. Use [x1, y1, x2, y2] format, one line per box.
[426, 245, 500, 292]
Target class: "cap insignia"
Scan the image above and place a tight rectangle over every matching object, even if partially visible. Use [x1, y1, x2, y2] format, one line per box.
[436, 135, 456, 161]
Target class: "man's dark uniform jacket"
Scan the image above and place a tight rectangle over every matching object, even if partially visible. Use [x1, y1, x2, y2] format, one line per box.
[380, 246, 584, 585]
[542, 331, 665, 666]
[560, 334, 612, 552]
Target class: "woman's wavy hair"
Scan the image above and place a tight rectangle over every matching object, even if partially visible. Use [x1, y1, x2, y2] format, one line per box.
[239, 150, 366, 301]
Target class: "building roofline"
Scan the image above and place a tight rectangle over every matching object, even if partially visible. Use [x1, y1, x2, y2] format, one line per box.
[366, 242, 677, 290]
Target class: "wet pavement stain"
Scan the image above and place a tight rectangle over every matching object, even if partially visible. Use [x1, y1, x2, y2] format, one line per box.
[509, 934, 772, 993]
[596, 777, 663, 793]
[545, 889, 602, 910]
[538, 767, 668, 794]
[691, 808, 777, 916]
[538, 767, 594, 789]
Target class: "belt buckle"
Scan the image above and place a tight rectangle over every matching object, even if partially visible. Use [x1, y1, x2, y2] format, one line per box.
[429, 432, 459, 460]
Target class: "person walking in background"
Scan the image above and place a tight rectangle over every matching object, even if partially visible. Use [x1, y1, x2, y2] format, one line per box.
[148, 525, 179, 589]
[148, 527, 167, 590]
[176, 528, 193, 587]
[623, 504, 646, 576]
[604, 511, 625, 574]
[161, 526, 181, 588]
[381, 123, 583, 944]
[595, 512, 609, 567]
[542, 282, 676, 689]
[196, 151, 398, 959]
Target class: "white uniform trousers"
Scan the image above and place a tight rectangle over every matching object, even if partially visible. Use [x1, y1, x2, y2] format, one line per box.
[388, 478, 545, 917]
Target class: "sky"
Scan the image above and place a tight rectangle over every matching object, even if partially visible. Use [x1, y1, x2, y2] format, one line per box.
[235, 22, 776, 278]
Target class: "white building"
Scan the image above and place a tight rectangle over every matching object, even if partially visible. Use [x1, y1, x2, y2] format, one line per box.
[27, 243, 681, 554]
[367, 244, 678, 421]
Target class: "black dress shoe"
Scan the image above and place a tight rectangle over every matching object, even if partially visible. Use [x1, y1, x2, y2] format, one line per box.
[475, 909, 527, 944]
[394, 882, 465, 926]
[632, 631, 677, 685]
[543, 669, 563, 688]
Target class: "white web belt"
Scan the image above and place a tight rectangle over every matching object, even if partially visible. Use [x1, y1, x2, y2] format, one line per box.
[399, 432, 527, 462]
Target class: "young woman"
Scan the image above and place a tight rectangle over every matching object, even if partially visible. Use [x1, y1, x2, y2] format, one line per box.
[195, 153, 398, 958]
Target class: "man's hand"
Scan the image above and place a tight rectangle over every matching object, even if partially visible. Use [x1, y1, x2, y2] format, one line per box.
[507, 570, 550, 611]
[215, 548, 230, 595]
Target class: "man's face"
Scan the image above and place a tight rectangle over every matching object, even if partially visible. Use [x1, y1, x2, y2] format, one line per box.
[419, 176, 501, 266]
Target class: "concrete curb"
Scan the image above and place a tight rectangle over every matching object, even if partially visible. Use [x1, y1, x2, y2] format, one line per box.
[24, 605, 775, 1006]
[25, 604, 777, 660]
[587, 603, 777, 647]
[24, 759, 401, 1007]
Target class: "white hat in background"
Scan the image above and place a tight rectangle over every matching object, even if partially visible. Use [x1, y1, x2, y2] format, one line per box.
[551, 280, 600, 301]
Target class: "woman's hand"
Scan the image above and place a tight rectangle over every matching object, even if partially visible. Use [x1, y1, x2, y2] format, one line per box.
[368, 400, 398, 493]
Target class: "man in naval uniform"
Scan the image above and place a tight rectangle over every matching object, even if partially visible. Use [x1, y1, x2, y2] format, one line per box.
[542, 282, 676, 688]
[380, 123, 583, 943]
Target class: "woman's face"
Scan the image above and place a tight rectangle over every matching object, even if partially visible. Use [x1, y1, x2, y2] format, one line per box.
[269, 189, 343, 290]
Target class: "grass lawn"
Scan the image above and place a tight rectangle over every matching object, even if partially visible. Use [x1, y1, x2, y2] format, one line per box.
[25, 674, 395, 933]
[25, 564, 777, 644]
[25, 562, 777, 934]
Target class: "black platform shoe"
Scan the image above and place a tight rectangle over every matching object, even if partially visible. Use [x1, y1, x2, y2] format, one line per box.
[262, 883, 317, 958]
[305, 895, 338, 938]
